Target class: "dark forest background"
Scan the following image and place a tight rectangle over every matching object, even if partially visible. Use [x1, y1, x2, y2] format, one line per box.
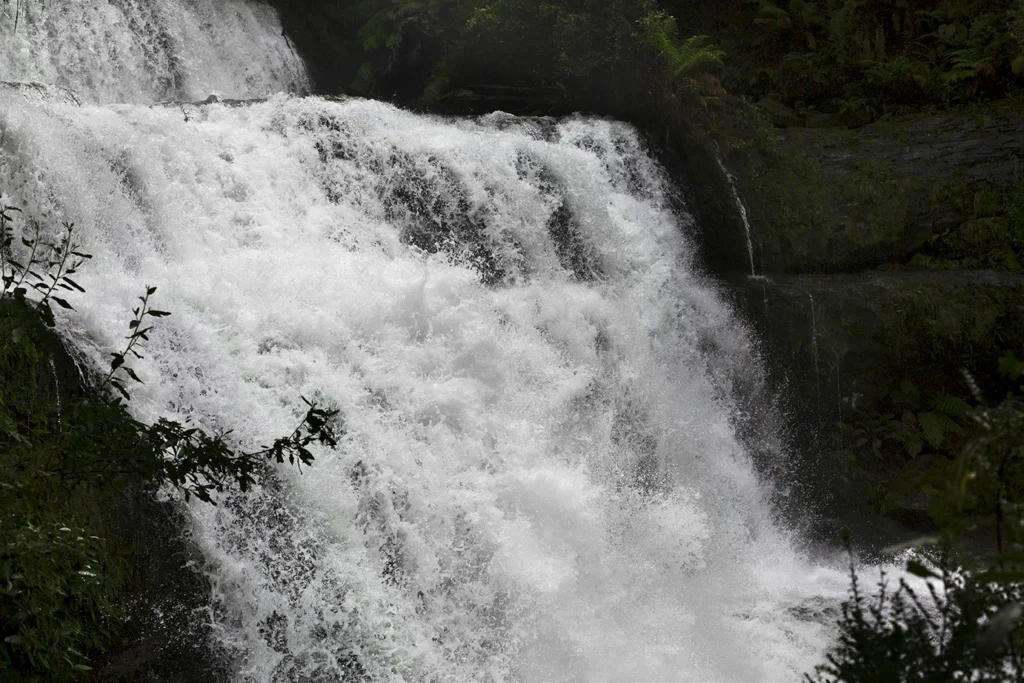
[271, 0, 1024, 121]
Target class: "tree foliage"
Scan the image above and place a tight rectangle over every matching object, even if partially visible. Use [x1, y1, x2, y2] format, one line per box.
[726, 0, 1024, 115]
[268, 0, 1022, 122]
[269, 0, 728, 113]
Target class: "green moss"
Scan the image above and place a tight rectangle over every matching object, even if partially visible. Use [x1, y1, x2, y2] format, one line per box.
[1006, 176, 1024, 247]
[931, 216, 1010, 255]
[973, 185, 1005, 217]
[741, 131, 912, 272]
[930, 170, 976, 220]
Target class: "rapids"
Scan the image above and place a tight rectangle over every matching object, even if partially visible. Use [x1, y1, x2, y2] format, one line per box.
[1, 1, 854, 680]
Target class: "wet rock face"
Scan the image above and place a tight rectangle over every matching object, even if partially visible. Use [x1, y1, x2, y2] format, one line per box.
[727, 271, 1024, 428]
[699, 102, 1024, 275]
[723, 270, 1024, 542]
[0, 80, 83, 106]
[90, 494, 233, 683]
[268, 649, 367, 683]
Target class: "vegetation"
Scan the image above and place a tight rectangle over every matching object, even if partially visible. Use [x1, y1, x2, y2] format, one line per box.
[722, 0, 1024, 116]
[0, 201, 342, 681]
[809, 356, 1024, 681]
[269, 0, 728, 116]
[268, 0, 1023, 126]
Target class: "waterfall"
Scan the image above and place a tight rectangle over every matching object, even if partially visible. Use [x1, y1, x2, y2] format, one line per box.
[0, 2, 852, 680]
[0, 0, 308, 104]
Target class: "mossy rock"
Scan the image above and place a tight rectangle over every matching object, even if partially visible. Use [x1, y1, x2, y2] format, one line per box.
[727, 269, 1024, 443]
[725, 269, 1024, 536]
[929, 216, 1013, 258]
[696, 101, 1024, 275]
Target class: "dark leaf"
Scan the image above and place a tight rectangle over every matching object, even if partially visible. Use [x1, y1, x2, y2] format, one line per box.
[62, 276, 85, 292]
[905, 559, 940, 579]
[111, 381, 130, 401]
[882, 535, 941, 555]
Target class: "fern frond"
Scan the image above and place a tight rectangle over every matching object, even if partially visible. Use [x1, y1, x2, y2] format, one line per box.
[673, 35, 726, 78]
[933, 393, 971, 420]
[919, 410, 962, 450]
[754, 5, 792, 31]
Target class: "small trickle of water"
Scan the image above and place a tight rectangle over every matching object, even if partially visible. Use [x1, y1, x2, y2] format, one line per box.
[809, 293, 821, 403]
[711, 142, 757, 278]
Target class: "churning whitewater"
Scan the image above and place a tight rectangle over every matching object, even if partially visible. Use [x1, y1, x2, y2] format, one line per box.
[0, 0, 308, 104]
[1, 1, 852, 680]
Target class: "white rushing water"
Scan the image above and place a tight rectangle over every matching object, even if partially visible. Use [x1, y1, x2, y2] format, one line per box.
[0, 0, 308, 104]
[0, 2, 853, 680]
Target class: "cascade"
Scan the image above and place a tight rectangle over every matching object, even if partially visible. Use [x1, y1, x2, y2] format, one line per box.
[0, 2, 856, 680]
[0, 0, 308, 104]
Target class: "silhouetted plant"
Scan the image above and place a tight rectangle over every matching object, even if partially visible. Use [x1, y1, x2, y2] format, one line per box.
[810, 357, 1024, 681]
[808, 535, 1023, 682]
[100, 284, 168, 401]
[1, 200, 91, 328]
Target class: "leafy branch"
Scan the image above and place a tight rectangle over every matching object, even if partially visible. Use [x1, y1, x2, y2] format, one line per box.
[0, 203, 92, 327]
[144, 398, 342, 504]
[99, 285, 169, 401]
[814, 355, 1024, 681]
